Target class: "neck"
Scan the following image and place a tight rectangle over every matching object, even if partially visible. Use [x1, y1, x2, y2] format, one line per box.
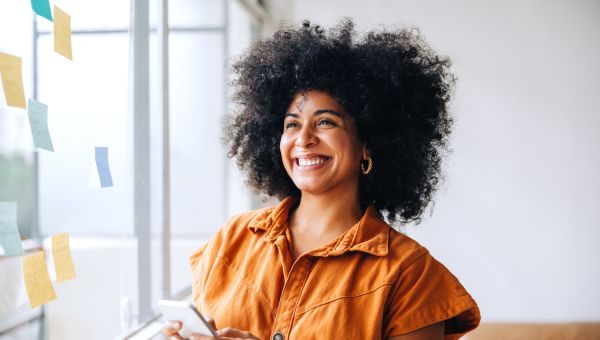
[290, 188, 364, 237]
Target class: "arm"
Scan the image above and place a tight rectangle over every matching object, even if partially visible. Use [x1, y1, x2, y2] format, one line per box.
[388, 321, 444, 340]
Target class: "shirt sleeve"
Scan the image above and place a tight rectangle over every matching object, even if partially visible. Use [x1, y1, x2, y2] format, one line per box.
[189, 225, 226, 315]
[383, 251, 480, 339]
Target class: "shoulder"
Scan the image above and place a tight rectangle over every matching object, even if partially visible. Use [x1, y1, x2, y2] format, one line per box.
[386, 228, 431, 270]
[189, 205, 276, 266]
[209, 204, 282, 252]
[221, 205, 278, 237]
[385, 229, 464, 295]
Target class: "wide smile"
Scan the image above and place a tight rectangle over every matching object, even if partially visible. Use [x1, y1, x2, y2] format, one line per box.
[294, 156, 331, 170]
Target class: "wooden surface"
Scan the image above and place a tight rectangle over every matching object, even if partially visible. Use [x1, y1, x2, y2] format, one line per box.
[465, 322, 600, 340]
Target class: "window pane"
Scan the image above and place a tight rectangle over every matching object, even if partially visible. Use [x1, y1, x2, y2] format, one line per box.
[168, 32, 226, 237]
[36, 0, 131, 32]
[169, 0, 224, 28]
[36, 32, 137, 339]
[37, 34, 131, 236]
[0, 0, 36, 239]
[158, 31, 225, 297]
[2, 0, 261, 338]
[0, 151, 35, 238]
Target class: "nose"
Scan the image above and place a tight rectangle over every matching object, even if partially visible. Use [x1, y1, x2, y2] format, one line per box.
[295, 124, 318, 148]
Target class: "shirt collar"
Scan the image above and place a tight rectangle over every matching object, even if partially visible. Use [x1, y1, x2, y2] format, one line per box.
[247, 197, 389, 257]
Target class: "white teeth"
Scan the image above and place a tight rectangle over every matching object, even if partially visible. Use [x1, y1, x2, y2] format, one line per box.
[298, 157, 327, 166]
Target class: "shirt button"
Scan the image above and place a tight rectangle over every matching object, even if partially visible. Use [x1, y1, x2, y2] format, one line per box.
[272, 331, 284, 340]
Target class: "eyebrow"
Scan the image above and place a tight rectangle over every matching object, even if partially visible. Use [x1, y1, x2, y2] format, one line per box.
[285, 109, 342, 118]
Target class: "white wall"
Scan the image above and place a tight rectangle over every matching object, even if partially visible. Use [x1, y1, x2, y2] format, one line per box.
[279, 0, 600, 322]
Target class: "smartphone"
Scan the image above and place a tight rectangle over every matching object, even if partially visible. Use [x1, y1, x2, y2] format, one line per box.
[157, 300, 217, 338]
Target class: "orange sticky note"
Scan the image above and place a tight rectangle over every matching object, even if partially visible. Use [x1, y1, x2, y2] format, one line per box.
[0, 53, 27, 108]
[51, 233, 76, 282]
[53, 6, 72, 60]
[23, 251, 57, 308]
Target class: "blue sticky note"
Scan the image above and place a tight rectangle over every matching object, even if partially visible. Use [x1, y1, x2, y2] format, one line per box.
[0, 202, 24, 256]
[28, 99, 54, 152]
[95, 147, 114, 188]
[31, 0, 53, 21]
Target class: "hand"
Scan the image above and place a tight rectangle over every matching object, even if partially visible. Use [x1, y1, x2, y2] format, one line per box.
[190, 327, 261, 339]
[190, 316, 260, 340]
[161, 317, 260, 340]
[161, 320, 184, 339]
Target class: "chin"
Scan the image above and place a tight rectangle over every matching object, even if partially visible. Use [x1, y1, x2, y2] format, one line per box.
[292, 180, 328, 194]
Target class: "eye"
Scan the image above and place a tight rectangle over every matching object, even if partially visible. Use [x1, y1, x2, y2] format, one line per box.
[285, 121, 299, 129]
[318, 119, 336, 126]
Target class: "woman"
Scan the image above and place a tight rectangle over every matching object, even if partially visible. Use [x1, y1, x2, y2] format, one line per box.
[163, 19, 480, 340]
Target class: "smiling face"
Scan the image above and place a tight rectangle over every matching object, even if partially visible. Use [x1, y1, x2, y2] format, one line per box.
[280, 90, 366, 198]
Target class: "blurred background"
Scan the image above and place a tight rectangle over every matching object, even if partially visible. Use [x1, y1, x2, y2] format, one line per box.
[0, 0, 598, 339]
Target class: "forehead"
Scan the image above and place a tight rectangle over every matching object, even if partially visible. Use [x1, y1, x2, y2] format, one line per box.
[286, 90, 346, 114]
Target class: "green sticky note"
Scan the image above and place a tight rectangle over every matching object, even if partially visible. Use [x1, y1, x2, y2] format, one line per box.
[28, 99, 54, 152]
[31, 0, 53, 21]
[0, 201, 23, 256]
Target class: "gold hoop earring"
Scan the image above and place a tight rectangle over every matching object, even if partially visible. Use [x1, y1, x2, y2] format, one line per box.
[361, 157, 373, 175]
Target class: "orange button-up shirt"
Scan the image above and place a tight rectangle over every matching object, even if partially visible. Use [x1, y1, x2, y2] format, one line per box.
[190, 197, 480, 339]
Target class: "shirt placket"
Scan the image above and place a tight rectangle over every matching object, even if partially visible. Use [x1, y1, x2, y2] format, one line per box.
[270, 255, 313, 340]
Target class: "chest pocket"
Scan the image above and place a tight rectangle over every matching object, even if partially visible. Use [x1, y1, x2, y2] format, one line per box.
[293, 254, 393, 319]
[291, 263, 392, 340]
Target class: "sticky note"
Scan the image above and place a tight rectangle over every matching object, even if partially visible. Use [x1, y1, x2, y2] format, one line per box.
[0, 201, 23, 256]
[31, 0, 53, 21]
[95, 147, 113, 187]
[0, 53, 27, 109]
[23, 251, 57, 308]
[53, 6, 72, 60]
[51, 233, 76, 282]
[27, 99, 54, 152]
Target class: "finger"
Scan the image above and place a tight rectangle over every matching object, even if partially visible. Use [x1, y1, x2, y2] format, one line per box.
[161, 321, 183, 338]
[188, 334, 217, 340]
[204, 315, 217, 330]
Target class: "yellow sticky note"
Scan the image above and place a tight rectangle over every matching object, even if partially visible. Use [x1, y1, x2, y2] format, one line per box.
[23, 251, 57, 308]
[53, 6, 72, 60]
[0, 53, 27, 108]
[52, 233, 76, 282]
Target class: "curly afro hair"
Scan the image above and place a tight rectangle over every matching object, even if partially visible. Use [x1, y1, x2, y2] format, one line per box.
[224, 18, 455, 224]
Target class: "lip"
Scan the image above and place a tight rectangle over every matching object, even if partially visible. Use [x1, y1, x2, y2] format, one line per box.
[293, 154, 331, 170]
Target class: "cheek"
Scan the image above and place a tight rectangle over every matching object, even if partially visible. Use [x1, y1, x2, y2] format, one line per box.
[334, 134, 362, 162]
[279, 136, 292, 165]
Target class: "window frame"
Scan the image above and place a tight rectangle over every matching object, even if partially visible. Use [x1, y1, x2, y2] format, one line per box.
[28, 0, 268, 336]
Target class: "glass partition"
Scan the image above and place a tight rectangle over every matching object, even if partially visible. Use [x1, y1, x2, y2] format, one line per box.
[0, 0, 262, 338]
